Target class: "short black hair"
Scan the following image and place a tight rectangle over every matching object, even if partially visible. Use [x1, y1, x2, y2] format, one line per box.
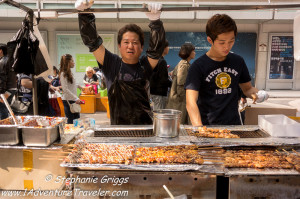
[178, 43, 195, 60]
[0, 43, 7, 56]
[118, 24, 144, 46]
[93, 67, 99, 72]
[206, 14, 237, 42]
[165, 40, 169, 48]
[53, 66, 59, 73]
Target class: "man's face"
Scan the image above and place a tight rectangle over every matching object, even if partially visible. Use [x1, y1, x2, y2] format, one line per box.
[208, 31, 235, 57]
[118, 31, 143, 64]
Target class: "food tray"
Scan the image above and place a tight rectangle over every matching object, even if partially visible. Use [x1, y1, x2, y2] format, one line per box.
[94, 125, 154, 137]
[185, 125, 270, 138]
[21, 116, 66, 147]
[0, 116, 31, 145]
[60, 143, 208, 171]
[225, 168, 300, 176]
[60, 162, 205, 172]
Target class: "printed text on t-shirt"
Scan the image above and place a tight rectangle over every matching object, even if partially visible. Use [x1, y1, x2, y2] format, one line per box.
[205, 67, 238, 83]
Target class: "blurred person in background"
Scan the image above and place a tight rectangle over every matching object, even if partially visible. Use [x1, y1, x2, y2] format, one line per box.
[49, 66, 62, 116]
[0, 43, 17, 119]
[83, 66, 99, 94]
[166, 43, 196, 124]
[59, 54, 83, 124]
[49, 66, 61, 91]
[150, 40, 171, 110]
[13, 73, 33, 115]
[93, 66, 106, 90]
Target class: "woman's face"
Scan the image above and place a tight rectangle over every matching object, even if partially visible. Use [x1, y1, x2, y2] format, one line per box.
[189, 50, 196, 60]
[86, 70, 93, 78]
[69, 58, 75, 69]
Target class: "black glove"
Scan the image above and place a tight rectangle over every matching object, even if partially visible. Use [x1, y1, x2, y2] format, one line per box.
[78, 13, 103, 52]
[146, 20, 166, 60]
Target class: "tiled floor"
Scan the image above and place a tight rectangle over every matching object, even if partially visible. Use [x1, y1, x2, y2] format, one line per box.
[81, 111, 110, 125]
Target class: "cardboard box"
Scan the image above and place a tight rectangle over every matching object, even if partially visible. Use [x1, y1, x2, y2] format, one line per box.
[244, 107, 297, 125]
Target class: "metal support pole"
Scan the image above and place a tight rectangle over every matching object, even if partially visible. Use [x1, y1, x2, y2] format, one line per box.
[32, 77, 38, 115]
[32, 4, 300, 14]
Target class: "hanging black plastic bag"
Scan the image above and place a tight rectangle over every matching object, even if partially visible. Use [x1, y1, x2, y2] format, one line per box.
[7, 17, 45, 75]
[108, 78, 153, 125]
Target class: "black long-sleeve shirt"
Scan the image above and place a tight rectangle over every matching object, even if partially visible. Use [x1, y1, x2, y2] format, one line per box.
[150, 57, 172, 96]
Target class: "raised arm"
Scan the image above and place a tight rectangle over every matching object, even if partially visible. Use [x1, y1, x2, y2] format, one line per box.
[76, 0, 105, 65]
[145, 3, 166, 69]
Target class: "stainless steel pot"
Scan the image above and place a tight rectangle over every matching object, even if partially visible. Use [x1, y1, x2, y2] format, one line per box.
[153, 109, 182, 138]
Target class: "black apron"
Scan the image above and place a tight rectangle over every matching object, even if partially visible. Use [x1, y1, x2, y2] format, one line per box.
[108, 62, 152, 125]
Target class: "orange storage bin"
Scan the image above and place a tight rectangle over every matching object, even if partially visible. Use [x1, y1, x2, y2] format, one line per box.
[56, 97, 65, 117]
[96, 97, 106, 112]
[106, 100, 110, 118]
[80, 95, 96, 113]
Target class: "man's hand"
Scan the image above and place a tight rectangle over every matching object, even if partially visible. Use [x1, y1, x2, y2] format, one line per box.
[145, 3, 162, 21]
[255, 90, 269, 103]
[75, 0, 94, 11]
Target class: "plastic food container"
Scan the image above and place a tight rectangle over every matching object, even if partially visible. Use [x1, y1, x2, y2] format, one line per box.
[258, 114, 300, 137]
[153, 109, 182, 138]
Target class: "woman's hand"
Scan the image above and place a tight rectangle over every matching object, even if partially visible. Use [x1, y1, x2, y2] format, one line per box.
[75, 99, 83, 104]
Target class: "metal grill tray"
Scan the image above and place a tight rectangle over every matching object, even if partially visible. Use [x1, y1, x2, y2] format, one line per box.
[60, 163, 204, 171]
[60, 142, 220, 172]
[94, 125, 154, 137]
[225, 168, 300, 176]
[88, 126, 192, 144]
[191, 137, 300, 147]
[185, 125, 270, 138]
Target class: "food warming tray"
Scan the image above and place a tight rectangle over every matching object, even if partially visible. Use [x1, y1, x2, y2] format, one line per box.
[21, 116, 66, 147]
[0, 116, 30, 145]
[94, 125, 154, 137]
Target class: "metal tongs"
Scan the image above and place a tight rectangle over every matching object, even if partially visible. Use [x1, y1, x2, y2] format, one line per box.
[0, 94, 18, 125]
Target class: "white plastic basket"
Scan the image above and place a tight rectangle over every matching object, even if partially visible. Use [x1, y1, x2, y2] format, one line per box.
[258, 114, 300, 137]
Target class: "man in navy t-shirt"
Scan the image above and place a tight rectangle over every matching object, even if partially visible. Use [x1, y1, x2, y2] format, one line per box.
[185, 14, 268, 126]
[76, 1, 166, 124]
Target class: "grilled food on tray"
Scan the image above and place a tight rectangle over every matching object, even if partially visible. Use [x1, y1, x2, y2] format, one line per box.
[224, 150, 293, 169]
[23, 116, 61, 127]
[187, 126, 239, 138]
[0, 116, 26, 125]
[286, 153, 300, 172]
[134, 145, 204, 165]
[64, 143, 135, 164]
